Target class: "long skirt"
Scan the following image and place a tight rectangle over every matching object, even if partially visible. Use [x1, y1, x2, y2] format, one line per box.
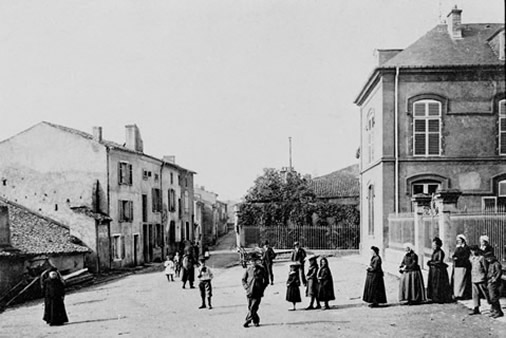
[427, 265, 452, 303]
[306, 279, 318, 298]
[363, 272, 387, 304]
[399, 270, 426, 303]
[43, 297, 69, 325]
[317, 280, 335, 302]
[286, 285, 301, 303]
[451, 267, 472, 300]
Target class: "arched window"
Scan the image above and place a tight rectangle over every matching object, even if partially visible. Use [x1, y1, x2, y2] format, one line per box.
[499, 99, 506, 155]
[413, 99, 442, 156]
[366, 109, 375, 163]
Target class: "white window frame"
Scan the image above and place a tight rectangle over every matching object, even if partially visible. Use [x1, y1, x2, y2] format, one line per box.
[499, 99, 506, 155]
[499, 180, 506, 197]
[482, 197, 498, 212]
[119, 162, 133, 185]
[412, 182, 441, 196]
[413, 100, 442, 156]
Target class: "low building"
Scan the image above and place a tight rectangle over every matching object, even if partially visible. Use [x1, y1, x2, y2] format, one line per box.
[312, 164, 360, 206]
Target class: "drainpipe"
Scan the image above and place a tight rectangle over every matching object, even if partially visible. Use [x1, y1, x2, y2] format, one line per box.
[394, 67, 400, 214]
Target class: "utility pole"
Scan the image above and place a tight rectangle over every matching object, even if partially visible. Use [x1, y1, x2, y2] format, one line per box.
[288, 137, 293, 171]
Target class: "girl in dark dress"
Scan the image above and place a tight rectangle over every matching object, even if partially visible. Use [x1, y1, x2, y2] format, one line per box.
[286, 263, 301, 311]
[317, 257, 335, 310]
[362, 246, 387, 307]
[451, 234, 472, 300]
[427, 237, 453, 303]
[399, 243, 426, 305]
[42, 270, 68, 326]
[305, 255, 321, 310]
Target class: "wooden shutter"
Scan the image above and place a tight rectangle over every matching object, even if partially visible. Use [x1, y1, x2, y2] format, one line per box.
[413, 119, 426, 155]
[414, 102, 425, 116]
[121, 235, 125, 259]
[500, 100, 506, 155]
[152, 189, 156, 212]
[129, 201, 133, 221]
[118, 163, 123, 184]
[427, 119, 440, 155]
[128, 164, 133, 185]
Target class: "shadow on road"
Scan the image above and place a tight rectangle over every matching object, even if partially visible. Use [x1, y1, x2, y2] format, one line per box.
[260, 320, 352, 327]
[66, 317, 126, 325]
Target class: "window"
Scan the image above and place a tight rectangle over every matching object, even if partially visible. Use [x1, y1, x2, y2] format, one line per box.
[154, 173, 159, 182]
[119, 162, 133, 185]
[412, 181, 440, 195]
[155, 224, 162, 247]
[500, 99, 506, 155]
[184, 191, 189, 213]
[170, 173, 174, 185]
[119, 200, 134, 222]
[367, 185, 374, 236]
[499, 180, 506, 197]
[482, 197, 498, 211]
[413, 100, 441, 156]
[152, 188, 162, 212]
[142, 194, 148, 222]
[143, 170, 149, 180]
[168, 189, 176, 212]
[112, 235, 124, 260]
[366, 109, 375, 163]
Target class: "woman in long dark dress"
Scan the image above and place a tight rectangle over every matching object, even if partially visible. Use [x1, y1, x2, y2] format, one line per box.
[317, 257, 335, 310]
[451, 234, 472, 300]
[362, 246, 387, 307]
[286, 263, 301, 311]
[305, 254, 320, 310]
[43, 271, 69, 326]
[399, 243, 426, 305]
[427, 237, 453, 303]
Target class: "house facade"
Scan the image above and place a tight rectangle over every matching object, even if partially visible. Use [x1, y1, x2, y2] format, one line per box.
[354, 8, 506, 257]
[0, 122, 195, 271]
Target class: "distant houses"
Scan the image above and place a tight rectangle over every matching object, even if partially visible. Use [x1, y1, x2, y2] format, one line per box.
[194, 186, 228, 249]
[0, 122, 196, 274]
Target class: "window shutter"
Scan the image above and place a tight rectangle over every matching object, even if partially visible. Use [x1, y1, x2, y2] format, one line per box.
[499, 181, 506, 197]
[118, 200, 123, 222]
[128, 164, 133, 185]
[118, 163, 123, 184]
[129, 201, 133, 221]
[427, 102, 440, 116]
[121, 236, 125, 259]
[414, 102, 425, 116]
[500, 116, 506, 155]
[152, 189, 156, 212]
[414, 134, 426, 155]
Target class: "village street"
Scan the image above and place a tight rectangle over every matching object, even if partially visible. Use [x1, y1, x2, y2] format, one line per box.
[1, 252, 505, 338]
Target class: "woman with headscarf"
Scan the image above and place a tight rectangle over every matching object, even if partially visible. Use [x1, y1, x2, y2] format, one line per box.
[42, 269, 68, 326]
[362, 246, 387, 308]
[427, 237, 452, 303]
[399, 243, 426, 305]
[451, 234, 472, 300]
[479, 235, 494, 256]
[305, 254, 320, 310]
[317, 257, 335, 310]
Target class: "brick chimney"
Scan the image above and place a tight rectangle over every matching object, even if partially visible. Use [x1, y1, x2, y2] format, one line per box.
[0, 206, 12, 249]
[125, 124, 144, 152]
[163, 155, 176, 164]
[92, 126, 103, 142]
[447, 6, 462, 39]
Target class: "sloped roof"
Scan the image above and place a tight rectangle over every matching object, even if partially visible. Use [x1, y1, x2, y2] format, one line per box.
[312, 164, 359, 199]
[383, 24, 505, 68]
[0, 198, 90, 256]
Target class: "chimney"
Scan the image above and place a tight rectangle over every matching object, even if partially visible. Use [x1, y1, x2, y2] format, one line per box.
[375, 49, 403, 66]
[447, 6, 463, 39]
[163, 155, 176, 164]
[125, 124, 144, 152]
[0, 206, 12, 249]
[92, 126, 103, 142]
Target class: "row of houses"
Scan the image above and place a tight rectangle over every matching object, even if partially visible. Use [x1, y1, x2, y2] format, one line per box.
[0, 122, 228, 292]
[355, 7, 505, 263]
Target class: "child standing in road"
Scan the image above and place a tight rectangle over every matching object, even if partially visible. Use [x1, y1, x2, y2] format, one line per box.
[197, 258, 214, 309]
[164, 255, 175, 282]
[174, 251, 181, 278]
[469, 245, 489, 315]
[485, 252, 504, 318]
[286, 262, 301, 311]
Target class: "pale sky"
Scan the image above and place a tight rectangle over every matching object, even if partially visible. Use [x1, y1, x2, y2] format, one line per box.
[0, 0, 504, 201]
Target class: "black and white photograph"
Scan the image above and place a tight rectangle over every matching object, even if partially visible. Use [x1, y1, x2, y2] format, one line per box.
[0, 0, 505, 337]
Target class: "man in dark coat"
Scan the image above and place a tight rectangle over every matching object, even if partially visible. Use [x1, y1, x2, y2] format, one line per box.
[290, 242, 307, 285]
[242, 253, 269, 328]
[262, 241, 276, 285]
[42, 270, 68, 326]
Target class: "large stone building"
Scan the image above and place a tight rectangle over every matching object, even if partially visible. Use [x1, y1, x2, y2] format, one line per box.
[354, 8, 505, 256]
[0, 122, 195, 271]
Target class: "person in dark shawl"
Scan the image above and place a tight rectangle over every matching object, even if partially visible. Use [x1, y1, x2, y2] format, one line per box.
[42, 270, 68, 326]
[242, 253, 269, 328]
[285, 262, 301, 311]
[305, 254, 321, 310]
[426, 237, 453, 303]
[317, 257, 335, 310]
[362, 246, 387, 308]
[451, 234, 472, 300]
[399, 243, 426, 305]
[485, 252, 504, 318]
[290, 242, 307, 285]
[480, 235, 494, 270]
[182, 242, 196, 289]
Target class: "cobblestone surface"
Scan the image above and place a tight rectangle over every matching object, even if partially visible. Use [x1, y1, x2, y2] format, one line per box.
[1, 256, 505, 338]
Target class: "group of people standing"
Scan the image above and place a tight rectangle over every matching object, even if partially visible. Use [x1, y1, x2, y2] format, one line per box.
[361, 234, 503, 319]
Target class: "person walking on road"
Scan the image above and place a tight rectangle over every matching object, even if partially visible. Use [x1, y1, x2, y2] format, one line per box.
[197, 258, 214, 310]
[262, 240, 276, 285]
[285, 262, 301, 311]
[290, 242, 307, 285]
[451, 234, 472, 300]
[42, 269, 69, 326]
[163, 255, 176, 282]
[317, 257, 335, 310]
[305, 254, 321, 310]
[362, 246, 387, 308]
[242, 253, 269, 328]
[182, 242, 196, 289]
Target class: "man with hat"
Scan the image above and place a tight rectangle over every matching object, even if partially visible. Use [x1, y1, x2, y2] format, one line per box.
[242, 252, 269, 328]
[262, 240, 277, 285]
[290, 242, 307, 285]
[304, 254, 320, 310]
[485, 252, 504, 318]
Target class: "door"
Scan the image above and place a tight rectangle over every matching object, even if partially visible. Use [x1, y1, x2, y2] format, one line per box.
[133, 234, 139, 266]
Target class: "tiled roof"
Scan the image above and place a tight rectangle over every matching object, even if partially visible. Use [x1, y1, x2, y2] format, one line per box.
[0, 198, 90, 256]
[312, 164, 359, 199]
[382, 24, 505, 68]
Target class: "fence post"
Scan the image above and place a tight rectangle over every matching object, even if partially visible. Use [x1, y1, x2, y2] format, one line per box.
[411, 194, 432, 267]
[434, 189, 462, 262]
